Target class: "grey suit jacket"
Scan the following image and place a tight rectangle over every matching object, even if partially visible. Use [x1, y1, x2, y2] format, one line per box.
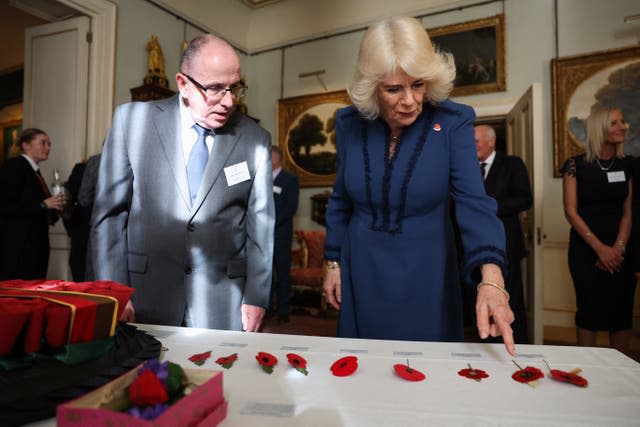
[91, 95, 274, 330]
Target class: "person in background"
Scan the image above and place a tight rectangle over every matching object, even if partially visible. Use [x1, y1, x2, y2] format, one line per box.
[0, 128, 65, 279]
[322, 16, 515, 356]
[562, 107, 635, 356]
[63, 159, 89, 281]
[475, 124, 532, 344]
[91, 34, 274, 331]
[77, 152, 101, 281]
[271, 145, 299, 322]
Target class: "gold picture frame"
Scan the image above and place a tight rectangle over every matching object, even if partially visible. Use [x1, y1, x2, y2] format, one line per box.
[551, 45, 640, 176]
[277, 90, 351, 187]
[427, 14, 506, 97]
[0, 119, 22, 168]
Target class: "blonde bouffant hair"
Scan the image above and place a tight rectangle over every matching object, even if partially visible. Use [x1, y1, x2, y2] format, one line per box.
[348, 16, 456, 120]
[584, 107, 625, 162]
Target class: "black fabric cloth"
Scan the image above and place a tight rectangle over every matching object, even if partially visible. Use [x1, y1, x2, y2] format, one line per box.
[0, 323, 162, 426]
[562, 155, 637, 331]
[630, 156, 640, 273]
[0, 156, 57, 280]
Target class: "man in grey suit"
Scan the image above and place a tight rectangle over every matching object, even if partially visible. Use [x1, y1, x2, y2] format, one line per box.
[91, 34, 274, 332]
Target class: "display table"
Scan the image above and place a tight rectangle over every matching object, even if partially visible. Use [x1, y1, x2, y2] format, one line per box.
[28, 324, 640, 426]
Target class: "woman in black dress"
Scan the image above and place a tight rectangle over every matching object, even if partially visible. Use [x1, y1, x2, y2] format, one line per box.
[562, 107, 635, 355]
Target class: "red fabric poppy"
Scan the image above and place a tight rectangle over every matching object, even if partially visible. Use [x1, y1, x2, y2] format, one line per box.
[215, 353, 238, 369]
[512, 366, 544, 384]
[330, 356, 358, 377]
[548, 369, 588, 387]
[188, 351, 212, 367]
[458, 368, 489, 382]
[128, 369, 169, 406]
[255, 351, 278, 374]
[393, 364, 425, 382]
[286, 353, 308, 375]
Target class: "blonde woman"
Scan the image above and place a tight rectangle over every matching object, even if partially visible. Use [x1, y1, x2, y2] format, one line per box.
[562, 107, 634, 355]
[322, 17, 515, 355]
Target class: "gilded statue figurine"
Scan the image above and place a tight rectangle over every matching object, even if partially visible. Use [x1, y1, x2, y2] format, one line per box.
[146, 35, 166, 79]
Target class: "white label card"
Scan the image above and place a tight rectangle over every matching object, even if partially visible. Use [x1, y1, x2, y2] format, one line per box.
[273, 185, 282, 194]
[224, 161, 251, 186]
[607, 171, 625, 183]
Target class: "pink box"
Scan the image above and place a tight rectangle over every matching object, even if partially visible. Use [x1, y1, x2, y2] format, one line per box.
[57, 365, 227, 427]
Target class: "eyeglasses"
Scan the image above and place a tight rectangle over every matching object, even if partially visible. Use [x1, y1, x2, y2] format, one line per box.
[182, 73, 247, 100]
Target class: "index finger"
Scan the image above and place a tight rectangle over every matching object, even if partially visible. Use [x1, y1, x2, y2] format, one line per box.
[493, 315, 516, 356]
[476, 303, 490, 339]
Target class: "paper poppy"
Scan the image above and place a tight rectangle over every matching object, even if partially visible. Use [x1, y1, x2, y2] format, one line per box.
[512, 361, 544, 388]
[286, 353, 308, 376]
[458, 364, 489, 382]
[255, 351, 278, 374]
[215, 353, 238, 369]
[331, 356, 358, 377]
[188, 350, 212, 367]
[543, 360, 588, 387]
[128, 369, 169, 406]
[393, 362, 425, 382]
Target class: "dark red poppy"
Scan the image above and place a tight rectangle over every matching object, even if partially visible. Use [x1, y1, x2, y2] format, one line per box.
[330, 356, 358, 377]
[188, 351, 212, 366]
[255, 351, 278, 374]
[548, 369, 588, 387]
[128, 369, 169, 406]
[393, 363, 425, 382]
[458, 367, 489, 382]
[215, 353, 238, 369]
[512, 366, 544, 385]
[286, 353, 308, 375]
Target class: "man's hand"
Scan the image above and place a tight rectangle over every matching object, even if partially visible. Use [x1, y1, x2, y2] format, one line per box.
[241, 304, 265, 332]
[119, 300, 136, 323]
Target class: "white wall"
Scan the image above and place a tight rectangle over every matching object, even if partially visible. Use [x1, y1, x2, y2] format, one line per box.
[111, 0, 640, 329]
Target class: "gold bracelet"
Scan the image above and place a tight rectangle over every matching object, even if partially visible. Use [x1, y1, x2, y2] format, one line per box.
[477, 281, 510, 302]
[325, 260, 340, 270]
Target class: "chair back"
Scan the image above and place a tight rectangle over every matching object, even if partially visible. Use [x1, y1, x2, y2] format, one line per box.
[296, 230, 326, 269]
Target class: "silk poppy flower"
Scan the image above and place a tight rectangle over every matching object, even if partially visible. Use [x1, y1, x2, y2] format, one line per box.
[215, 353, 238, 369]
[331, 356, 358, 377]
[393, 362, 425, 382]
[255, 351, 278, 374]
[188, 351, 212, 367]
[512, 361, 544, 388]
[128, 369, 169, 406]
[458, 364, 489, 382]
[543, 360, 588, 387]
[286, 353, 308, 375]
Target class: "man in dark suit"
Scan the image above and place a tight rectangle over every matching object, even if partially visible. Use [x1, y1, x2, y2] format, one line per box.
[0, 128, 65, 280]
[63, 160, 89, 282]
[476, 124, 532, 343]
[271, 146, 299, 322]
[92, 34, 274, 332]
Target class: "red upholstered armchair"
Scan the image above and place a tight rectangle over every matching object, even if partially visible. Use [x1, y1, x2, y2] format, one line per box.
[290, 230, 327, 314]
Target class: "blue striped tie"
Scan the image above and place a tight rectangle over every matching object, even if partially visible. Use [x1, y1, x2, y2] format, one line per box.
[187, 124, 211, 204]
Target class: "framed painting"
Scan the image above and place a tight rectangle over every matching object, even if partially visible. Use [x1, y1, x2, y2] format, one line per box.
[0, 120, 22, 168]
[277, 90, 351, 187]
[427, 14, 506, 97]
[552, 45, 640, 176]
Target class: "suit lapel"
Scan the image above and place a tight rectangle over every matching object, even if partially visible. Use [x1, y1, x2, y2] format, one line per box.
[152, 96, 191, 209]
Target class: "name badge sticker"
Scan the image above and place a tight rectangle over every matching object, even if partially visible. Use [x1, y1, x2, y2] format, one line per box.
[273, 185, 282, 194]
[224, 161, 251, 186]
[607, 171, 625, 183]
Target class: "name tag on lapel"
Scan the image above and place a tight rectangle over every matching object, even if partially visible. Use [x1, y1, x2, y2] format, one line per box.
[224, 161, 251, 186]
[273, 185, 282, 194]
[607, 171, 625, 183]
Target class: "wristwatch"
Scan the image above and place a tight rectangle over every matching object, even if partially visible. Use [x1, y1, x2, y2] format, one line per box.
[325, 260, 340, 270]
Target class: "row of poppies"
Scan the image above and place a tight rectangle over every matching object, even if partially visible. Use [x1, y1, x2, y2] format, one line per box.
[187, 351, 588, 387]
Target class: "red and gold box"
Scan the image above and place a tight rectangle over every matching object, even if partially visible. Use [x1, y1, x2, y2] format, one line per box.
[57, 366, 227, 427]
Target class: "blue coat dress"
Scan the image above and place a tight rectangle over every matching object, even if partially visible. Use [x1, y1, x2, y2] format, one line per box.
[324, 101, 506, 342]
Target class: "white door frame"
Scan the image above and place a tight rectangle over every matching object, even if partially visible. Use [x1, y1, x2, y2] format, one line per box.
[57, 0, 116, 156]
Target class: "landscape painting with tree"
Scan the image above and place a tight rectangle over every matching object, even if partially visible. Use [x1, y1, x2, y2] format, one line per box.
[277, 90, 351, 187]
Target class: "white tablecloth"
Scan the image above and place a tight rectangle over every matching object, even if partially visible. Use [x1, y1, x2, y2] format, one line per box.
[26, 324, 640, 426]
[138, 324, 639, 427]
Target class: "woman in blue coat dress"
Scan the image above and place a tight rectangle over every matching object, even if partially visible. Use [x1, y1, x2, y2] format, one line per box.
[323, 16, 516, 355]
